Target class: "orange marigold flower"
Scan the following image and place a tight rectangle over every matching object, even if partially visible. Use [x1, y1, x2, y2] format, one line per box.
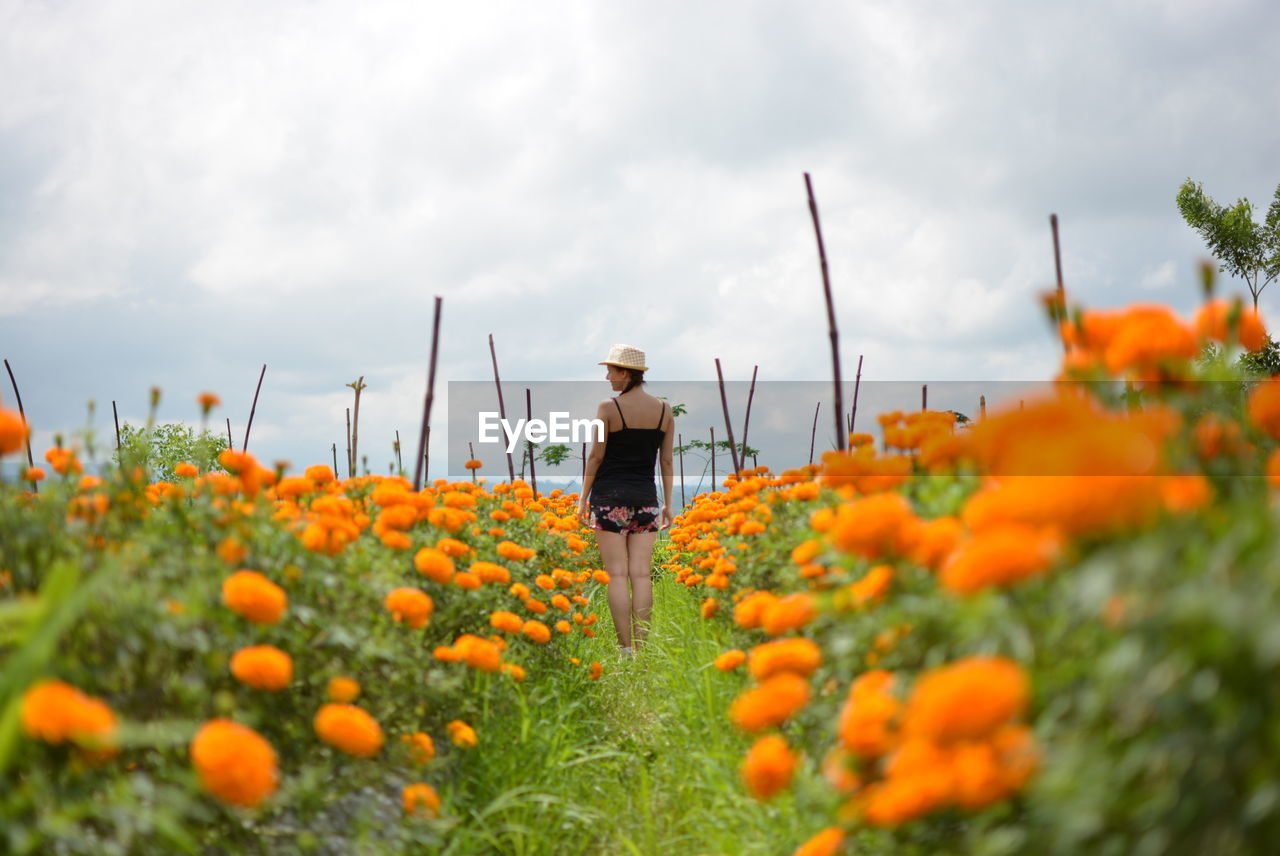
[0, 408, 29, 456]
[939, 525, 1061, 594]
[502, 662, 527, 681]
[23, 465, 46, 482]
[174, 462, 199, 478]
[741, 734, 797, 800]
[314, 703, 384, 757]
[454, 635, 503, 672]
[794, 827, 844, 856]
[43, 446, 82, 475]
[222, 570, 287, 624]
[403, 782, 441, 817]
[555, 619, 572, 633]
[490, 610, 524, 634]
[729, 673, 812, 733]
[384, 587, 434, 629]
[700, 597, 720, 619]
[471, 561, 512, 584]
[1247, 380, 1280, 439]
[1194, 298, 1267, 351]
[837, 564, 894, 609]
[748, 638, 822, 681]
[522, 620, 552, 644]
[401, 731, 436, 764]
[534, 574, 555, 591]
[304, 464, 335, 484]
[436, 537, 471, 557]
[910, 516, 964, 570]
[827, 492, 920, 559]
[20, 679, 117, 751]
[327, 676, 361, 703]
[524, 597, 548, 615]
[589, 661, 603, 680]
[230, 645, 293, 690]
[447, 719, 477, 748]
[902, 657, 1028, 744]
[838, 670, 899, 759]
[454, 572, 481, 590]
[197, 391, 222, 412]
[464, 458, 483, 470]
[592, 569, 610, 584]
[413, 547, 456, 584]
[791, 538, 822, 565]
[1161, 474, 1212, 513]
[733, 590, 778, 629]
[496, 540, 536, 561]
[761, 592, 817, 636]
[715, 650, 747, 671]
[190, 719, 278, 807]
[551, 593, 572, 611]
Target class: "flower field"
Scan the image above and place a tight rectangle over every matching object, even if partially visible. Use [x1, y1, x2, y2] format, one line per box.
[5, 295, 1280, 855]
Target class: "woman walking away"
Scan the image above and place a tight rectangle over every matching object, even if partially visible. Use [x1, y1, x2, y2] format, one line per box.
[577, 344, 676, 657]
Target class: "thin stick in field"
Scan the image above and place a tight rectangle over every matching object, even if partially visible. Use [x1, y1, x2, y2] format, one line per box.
[525, 388, 537, 497]
[4, 358, 37, 491]
[469, 440, 477, 483]
[347, 376, 366, 477]
[710, 426, 716, 488]
[395, 430, 403, 474]
[332, 442, 338, 475]
[413, 296, 443, 491]
[345, 408, 352, 479]
[739, 364, 758, 472]
[226, 418, 233, 452]
[850, 354, 863, 433]
[804, 173, 845, 452]
[112, 400, 121, 451]
[1050, 213, 1068, 352]
[489, 334, 516, 483]
[242, 364, 266, 453]
[922, 384, 928, 412]
[713, 358, 741, 475]
[677, 432, 685, 508]
[809, 400, 820, 465]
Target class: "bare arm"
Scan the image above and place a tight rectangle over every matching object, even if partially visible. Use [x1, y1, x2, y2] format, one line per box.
[659, 409, 676, 526]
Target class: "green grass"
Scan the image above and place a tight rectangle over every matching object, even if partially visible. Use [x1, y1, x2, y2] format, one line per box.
[438, 574, 828, 855]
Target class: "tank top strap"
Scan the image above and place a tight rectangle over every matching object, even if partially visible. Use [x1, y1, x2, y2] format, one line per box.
[656, 401, 666, 430]
[612, 397, 628, 429]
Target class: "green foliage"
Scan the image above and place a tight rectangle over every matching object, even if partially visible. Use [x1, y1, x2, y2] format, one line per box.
[534, 443, 572, 467]
[1238, 335, 1280, 377]
[112, 423, 228, 482]
[1177, 178, 1280, 309]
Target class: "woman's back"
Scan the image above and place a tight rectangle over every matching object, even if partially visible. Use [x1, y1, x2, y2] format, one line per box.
[591, 394, 667, 505]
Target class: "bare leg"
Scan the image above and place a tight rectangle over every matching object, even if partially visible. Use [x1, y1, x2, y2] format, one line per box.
[597, 531, 632, 648]
[626, 530, 658, 649]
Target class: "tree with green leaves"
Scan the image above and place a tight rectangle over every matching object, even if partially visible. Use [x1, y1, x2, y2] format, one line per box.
[112, 423, 228, 482]
[1176, 178, 1280, 310]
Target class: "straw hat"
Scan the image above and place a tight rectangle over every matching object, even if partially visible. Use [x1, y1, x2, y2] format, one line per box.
[598, 344, 648, 372]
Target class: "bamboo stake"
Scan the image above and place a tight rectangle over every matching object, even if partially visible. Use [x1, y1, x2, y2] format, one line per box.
[112, 401, 121, 452]
[395, 430, 402, 474]
[469, 441, 477, 483]
[1051, 213, 1068, 352]
[850, 354, 863, 434]
[739, 365, 758, 473]
[332, 442, 338, 475]
[413, 296, 443, 491]
[678, 432, 686, 508]
[805, 173, 845, 452]
[713, 358, 741, 474]
[345, 408, 353, 479]
[980, 395, 987, 421]
[710, 426, 716, 488]
[226, 418, 233, 452]
[525, 388, 537, 497]
[4, 359, 37, 491]
[809, 401, 820, 465]
[489, 334, 516, 483]
[243, 363, 266, 453]
[347, 376, 367, 476]
[922, 384, 928, 412]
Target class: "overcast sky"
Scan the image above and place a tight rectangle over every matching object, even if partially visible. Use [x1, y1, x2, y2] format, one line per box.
[2, 0, 1278, 480]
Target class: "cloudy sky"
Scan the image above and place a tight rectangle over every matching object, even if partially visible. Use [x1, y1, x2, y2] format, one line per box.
[2, 0, 1277, 480]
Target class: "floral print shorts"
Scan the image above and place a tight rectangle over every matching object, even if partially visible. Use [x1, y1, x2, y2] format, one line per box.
[590, 504, 661, 534]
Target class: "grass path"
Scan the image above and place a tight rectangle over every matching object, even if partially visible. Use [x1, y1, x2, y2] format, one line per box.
[438, 574, 827, 856]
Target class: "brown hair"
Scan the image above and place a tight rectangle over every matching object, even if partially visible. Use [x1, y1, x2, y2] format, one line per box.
[620, 369, 645, 394]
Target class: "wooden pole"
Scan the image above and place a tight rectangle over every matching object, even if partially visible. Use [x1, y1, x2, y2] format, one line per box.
[713, 358, 741, 474]
[469, 440, 477, 483]
[1051, 213, 1068, 352]
[850, 354, 863, 434]
[412, 296, 443, 491]
[809, 401, 820, 465]
[243, 363, 266, 453]
[112, 400, 121, 451]
[4, 359, 37, 491]
[678, 432, 686, 508]
[226, 418, 233, 452]
[332, 442, 338, 475]
[805, 173, 845, 452]
[922, 384, 928, 412]
[395, 430, 403, 474]
[739, 365, 758, 473]
[710, 426, 716, 488]
[347, 376, 367, 476]
[525, 388, 537, 497]
[980, 395, 986, 421]
[489, 334, 516, 483]
[345, 408, 352, 479]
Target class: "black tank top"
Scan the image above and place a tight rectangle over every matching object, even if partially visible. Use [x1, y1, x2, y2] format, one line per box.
[590, 399, 666, 506]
